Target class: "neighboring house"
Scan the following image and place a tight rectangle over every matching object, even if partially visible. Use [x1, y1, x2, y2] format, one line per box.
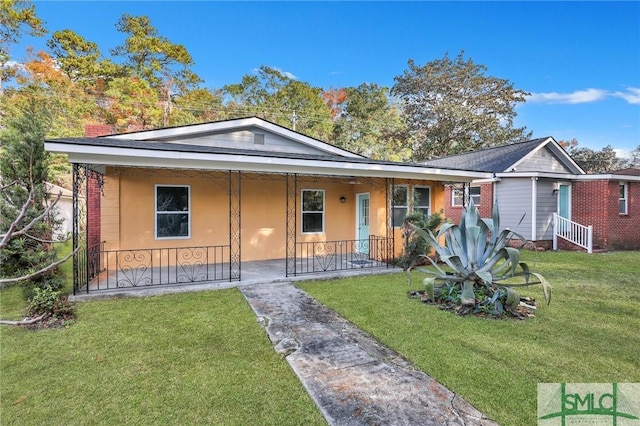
[46, 182, 73, 239]
[45, 117, 491, 294]
[424, 138, 640, 251]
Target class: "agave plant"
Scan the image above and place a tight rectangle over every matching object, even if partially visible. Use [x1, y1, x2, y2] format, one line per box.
[408, 200, 551, 316]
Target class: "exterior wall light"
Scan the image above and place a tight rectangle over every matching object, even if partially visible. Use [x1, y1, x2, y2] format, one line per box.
[340, 196, 346, 203]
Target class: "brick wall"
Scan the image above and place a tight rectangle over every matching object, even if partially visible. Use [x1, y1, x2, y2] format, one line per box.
[444, 183, 494, 223]
[84, 124, 114, 137]
[572, 179, 640, 250]
[84, 124, 113, 249]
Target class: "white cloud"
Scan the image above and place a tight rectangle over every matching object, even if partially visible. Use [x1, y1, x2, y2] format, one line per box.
[614, 148, 631, 159]
[1, 60, 23, 70]
[527, 88, 608, 104]
[612, 87, 640, 105]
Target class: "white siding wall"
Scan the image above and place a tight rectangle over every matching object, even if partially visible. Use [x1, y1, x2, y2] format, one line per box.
[495, 178, 533, 240]
[518, 148, 573, 173]
[163, 129, 331, 155]
[536, 179, 557, 240]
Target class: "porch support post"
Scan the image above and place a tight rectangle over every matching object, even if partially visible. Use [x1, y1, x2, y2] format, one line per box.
[71, 163, 88, 295]
[229, 171, 241, 281]
[463, 182, 471, 208]
[285, 173, 297, 277]
[387, 178, 394, 266]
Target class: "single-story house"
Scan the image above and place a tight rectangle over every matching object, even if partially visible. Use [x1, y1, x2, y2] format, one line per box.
[45, 117, 492, 294]
[46, 182, 74, 239]
[424, 138, 640, 251]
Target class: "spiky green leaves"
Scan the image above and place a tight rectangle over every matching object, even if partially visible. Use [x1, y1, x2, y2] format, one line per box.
[408, 199, 552, 316]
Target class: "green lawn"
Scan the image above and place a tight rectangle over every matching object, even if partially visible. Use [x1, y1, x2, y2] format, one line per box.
[0, 288, 325, 425]
[2, 250, 638, 425]
[298, 250, 640, 426]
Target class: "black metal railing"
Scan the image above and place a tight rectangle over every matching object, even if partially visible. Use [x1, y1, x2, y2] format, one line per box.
[77, 244, 233, 293]
[294, 236, 389, 275]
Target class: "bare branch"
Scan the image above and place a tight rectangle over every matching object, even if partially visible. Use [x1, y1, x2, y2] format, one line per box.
[0, 190, 35, 250]
[23, 232, 72, 244]
[0, 180, 18, 191]
[0, 314, 47, 326]
[0, 191, 62, 250]
[0, 246, 79, 286]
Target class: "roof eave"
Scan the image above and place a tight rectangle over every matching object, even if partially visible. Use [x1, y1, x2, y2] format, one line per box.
[46, 141, 491, 182]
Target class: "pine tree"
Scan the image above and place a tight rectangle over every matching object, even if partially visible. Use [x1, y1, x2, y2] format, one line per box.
[0, 97, 64, 298]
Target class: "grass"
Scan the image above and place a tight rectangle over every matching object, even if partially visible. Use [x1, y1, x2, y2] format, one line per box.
[0, 289, 325, 425]
[298, 250, 640, 426]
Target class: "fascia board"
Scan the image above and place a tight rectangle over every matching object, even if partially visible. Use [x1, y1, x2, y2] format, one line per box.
[495, 171, 579, 179]
[46, 142, 491, 182]
[572, 174, 640, 182]
[106, 117, 363, 159]
[495, 171, 640, 182]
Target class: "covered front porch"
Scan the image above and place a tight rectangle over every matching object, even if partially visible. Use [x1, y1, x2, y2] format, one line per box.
[47, 117, 491, 296]
[72, 166, 398, 295]
[70, 256, 399, 300]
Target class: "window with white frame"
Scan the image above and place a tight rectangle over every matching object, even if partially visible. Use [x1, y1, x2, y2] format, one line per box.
[452, 186, 481, 207]
[302, 189, 324, 233]
[392, 185, 409, 227]
[413, 186, 431, 217]
[156, 185, 190, 239]
[619, 182, 628, 214]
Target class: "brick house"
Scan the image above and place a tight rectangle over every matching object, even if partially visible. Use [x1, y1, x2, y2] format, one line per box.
[425, 138, 640, 251]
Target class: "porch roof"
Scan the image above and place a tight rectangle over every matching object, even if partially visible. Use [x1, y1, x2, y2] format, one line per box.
[45, 137, 493, 182]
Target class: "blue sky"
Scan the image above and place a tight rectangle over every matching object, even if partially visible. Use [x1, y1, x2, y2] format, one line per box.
[13, 1, 640, 155]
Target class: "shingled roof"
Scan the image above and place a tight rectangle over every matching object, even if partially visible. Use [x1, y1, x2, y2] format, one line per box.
[422, 138, 553, 173]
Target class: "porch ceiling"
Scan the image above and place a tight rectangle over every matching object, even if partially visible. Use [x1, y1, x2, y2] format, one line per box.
[46, 138, 493, 182]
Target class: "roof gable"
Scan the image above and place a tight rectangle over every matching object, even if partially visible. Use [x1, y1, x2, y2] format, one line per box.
[105, 116, 363, 159]
[422, 137, 585, 174]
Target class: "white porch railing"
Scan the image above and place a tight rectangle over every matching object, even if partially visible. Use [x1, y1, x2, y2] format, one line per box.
[553, 213, 593, 253]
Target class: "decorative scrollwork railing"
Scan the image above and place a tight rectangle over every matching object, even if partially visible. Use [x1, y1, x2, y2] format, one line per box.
[82, 244, 233, 292]
[294, 236, 390, 275]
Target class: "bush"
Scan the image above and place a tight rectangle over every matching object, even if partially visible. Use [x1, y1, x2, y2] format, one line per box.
[26, 284, 75, 320]
[22, 271, 65, 301]
[397, 210, 444, 270]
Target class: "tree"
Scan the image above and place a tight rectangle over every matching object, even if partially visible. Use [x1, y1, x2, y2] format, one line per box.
[0, 0, 46, 95]
[391, 51, 532, 160]
[618, 145, 640, 169]
[330, 83, 411, 160]
[567, 144, 621, 173]
[46, 29, 125, 85]
[0, 98, 65, 298]
[169, 88, 225, 126]
[102, 76, 162, 132]
[111, 14, 201, 126]
[628, 146, 640, 168]
[223, 66, 333, 140]
[322, 87, 347, 119]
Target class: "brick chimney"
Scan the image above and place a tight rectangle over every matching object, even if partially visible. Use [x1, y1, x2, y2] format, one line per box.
[83, 124, 113, 255]
[84, 124, 114, 137]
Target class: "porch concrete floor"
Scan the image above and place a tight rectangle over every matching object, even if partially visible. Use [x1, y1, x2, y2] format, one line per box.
[69, 259, 399, 301]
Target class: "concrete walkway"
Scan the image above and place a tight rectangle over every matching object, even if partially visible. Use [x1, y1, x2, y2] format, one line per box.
[240, 282, 498, 426]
